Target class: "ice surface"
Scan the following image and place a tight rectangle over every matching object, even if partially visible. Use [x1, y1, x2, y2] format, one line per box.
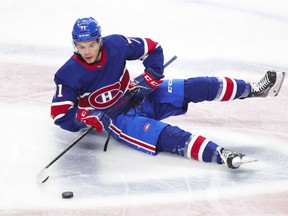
[0, 0, 288, 215]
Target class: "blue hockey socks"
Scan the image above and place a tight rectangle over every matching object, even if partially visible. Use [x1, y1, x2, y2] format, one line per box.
[157, 125, 223, 164]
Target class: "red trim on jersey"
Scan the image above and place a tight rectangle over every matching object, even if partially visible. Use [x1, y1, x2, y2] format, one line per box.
[190, 135, 206, 160]
[51, 103, 72, 119]
[221, 77, 234, 101]
[78, 95, 90, 109]
[72, 48, 107, 70]
[144, 38, 158, 54]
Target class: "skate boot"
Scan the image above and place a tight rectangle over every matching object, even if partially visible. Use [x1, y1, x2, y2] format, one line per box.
[249, 71, 285, 97]
[217, 147, 257, 169]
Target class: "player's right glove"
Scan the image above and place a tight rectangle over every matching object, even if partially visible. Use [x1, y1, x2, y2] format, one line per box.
[76, 109, 111, 132]
[131, 68, 164, 102]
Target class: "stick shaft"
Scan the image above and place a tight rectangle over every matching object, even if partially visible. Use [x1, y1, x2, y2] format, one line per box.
[164, 55, 177, 68]
[45, 126, 94, 169]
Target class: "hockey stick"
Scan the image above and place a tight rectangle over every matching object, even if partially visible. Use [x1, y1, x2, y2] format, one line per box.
[37, 127, 94, 183]
[37, 55, 177, 184]
[163, 55, 177, 68]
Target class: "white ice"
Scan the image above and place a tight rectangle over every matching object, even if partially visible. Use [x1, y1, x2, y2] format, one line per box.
[0, 0, 288, 215]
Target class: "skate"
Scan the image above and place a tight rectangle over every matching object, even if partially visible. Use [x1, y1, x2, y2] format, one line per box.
[249, 71, 285, 97]
[217, 147, 257, 169]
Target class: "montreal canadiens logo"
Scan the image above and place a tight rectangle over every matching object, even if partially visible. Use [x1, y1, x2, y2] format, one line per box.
[89, 82, 123, 109]
[88, 70, 130, 109]
[144, 123, 151, 131]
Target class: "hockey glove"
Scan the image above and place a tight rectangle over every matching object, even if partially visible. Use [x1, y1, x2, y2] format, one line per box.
[76, 109, 111, 133]
[131, 68, 164, 102]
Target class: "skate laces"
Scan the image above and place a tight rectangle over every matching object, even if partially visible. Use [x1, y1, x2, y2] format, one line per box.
[252, 73, 272, 93]
[217, 147, 230, 166]
[217, 147, 243, 167]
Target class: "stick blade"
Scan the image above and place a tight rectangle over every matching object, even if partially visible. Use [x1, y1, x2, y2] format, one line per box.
[37, 168, 49, 184]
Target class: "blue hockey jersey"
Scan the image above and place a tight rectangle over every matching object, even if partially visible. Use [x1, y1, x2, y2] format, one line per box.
[51, 34, 164, 132]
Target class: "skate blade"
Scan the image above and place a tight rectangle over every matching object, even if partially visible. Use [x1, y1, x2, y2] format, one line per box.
[233, 156, 258, 167]
[269, 71, 285, 96]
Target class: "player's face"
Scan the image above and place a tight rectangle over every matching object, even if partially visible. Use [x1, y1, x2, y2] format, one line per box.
[76, 40, 101, 64]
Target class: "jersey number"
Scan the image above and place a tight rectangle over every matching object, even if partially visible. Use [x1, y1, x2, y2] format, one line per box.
[57, 84, 63, 97]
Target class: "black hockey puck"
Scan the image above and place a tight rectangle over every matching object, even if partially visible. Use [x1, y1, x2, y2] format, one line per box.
[62, 191, 73, 199]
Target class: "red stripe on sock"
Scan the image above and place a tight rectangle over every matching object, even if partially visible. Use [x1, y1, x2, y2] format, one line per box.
[191, 135, 206, 160]
[222, 77, 234, 101]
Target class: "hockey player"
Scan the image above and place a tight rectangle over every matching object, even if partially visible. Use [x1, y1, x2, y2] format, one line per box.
[51, 17, 285, 169]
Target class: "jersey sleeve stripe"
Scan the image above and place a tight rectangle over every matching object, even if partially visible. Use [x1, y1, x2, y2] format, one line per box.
[144, 38, 158, 54]
[139, 38, 159, 60]
[51, 101, 74, 119]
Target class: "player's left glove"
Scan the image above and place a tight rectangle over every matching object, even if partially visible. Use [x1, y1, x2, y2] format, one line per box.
[131, 68, 164, 102]
[76, 109, 111, 132]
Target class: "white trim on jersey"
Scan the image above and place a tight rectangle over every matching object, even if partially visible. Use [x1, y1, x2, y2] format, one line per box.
[79, 92, 90, 98]
[139, 37, 149, 61]
[51, 100, 74, 121]
[51, 100, 74, 106]
[109, 123, 156, 154]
